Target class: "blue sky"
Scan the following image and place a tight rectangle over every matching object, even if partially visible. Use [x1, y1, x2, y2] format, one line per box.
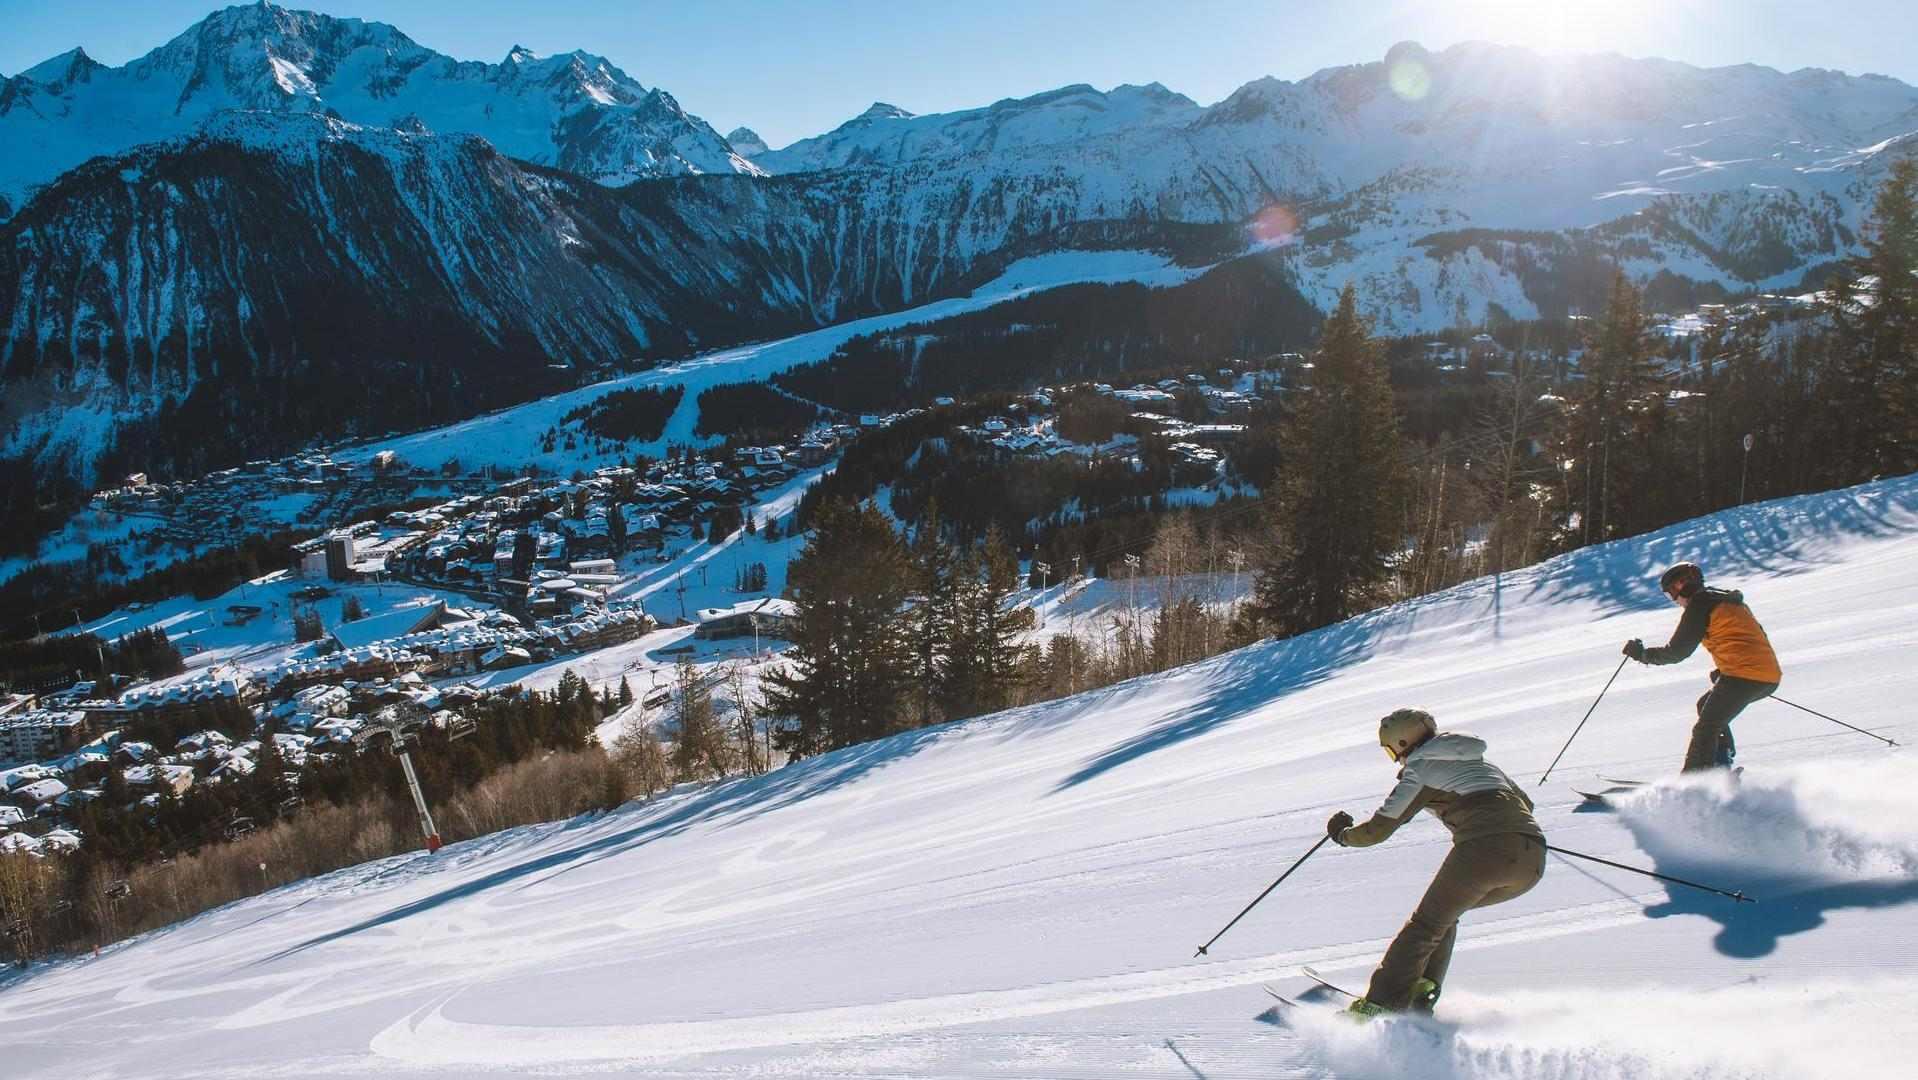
[3, 1, 1914, 148]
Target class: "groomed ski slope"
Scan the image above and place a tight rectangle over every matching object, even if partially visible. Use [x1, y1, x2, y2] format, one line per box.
[5, 475, 1918, 1079]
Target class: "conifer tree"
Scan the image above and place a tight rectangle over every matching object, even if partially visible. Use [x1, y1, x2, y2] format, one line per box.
[1825, 157, 1918, 479]
[1562, 271, 1663, 544]
[761, 499, 916, 759]
[908, 500, 961, 726]
[1254, 284, 1407, 635]
[959, 526, 1033, 715]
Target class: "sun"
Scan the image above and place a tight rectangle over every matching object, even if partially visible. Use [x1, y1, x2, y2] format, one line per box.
[1426, 0, 1661, 55]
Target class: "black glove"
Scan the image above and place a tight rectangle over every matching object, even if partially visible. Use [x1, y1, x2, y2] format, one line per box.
[1327, 811, 1354, 844]
[1622, 638, 1645, 662]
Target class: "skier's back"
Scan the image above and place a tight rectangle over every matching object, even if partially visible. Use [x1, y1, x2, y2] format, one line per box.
[1328, 708, 1544, 1015]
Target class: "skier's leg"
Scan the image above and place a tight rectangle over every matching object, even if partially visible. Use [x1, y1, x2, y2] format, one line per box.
[1418, 921, 1458, 995]
[1683, 687, 1727, 772]
[1416, 835, 1543, 993]
[1366, 835, 1539, 1009]
[1687, 678, 1777, 771]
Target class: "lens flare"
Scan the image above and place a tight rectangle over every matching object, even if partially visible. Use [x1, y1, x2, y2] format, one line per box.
[1247, 204, 1298, 247]
[1388, 57, 1431, 101]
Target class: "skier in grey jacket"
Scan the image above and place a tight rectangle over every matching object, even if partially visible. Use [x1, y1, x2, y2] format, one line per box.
[1326, 708, 1545, 1016]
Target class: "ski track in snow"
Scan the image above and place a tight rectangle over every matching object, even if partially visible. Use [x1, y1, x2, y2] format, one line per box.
[4, 475, 1918, 1079]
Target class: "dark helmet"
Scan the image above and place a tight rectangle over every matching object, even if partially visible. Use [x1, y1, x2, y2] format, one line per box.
[1659, 562, 1704, 599]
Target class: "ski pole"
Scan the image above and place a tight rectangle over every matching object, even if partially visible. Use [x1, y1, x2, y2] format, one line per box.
[1194, 835, 1330, 957]
[1547, 844, 1754, 903]
[1769, 695, 1897, 748]
[1539, 655, 1630, 785]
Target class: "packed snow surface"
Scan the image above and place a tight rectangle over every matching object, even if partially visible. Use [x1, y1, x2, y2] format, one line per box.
[3, 476, 1917, 1078]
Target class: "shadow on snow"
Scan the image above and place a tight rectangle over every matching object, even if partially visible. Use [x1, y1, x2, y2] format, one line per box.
[253, 725, 949, 965]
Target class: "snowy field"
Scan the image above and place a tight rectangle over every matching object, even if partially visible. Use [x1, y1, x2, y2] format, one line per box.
[3, 474, 1916, 1079]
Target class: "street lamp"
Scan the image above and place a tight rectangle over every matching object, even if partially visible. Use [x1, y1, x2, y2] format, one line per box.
[1739, 432, 1754, 505]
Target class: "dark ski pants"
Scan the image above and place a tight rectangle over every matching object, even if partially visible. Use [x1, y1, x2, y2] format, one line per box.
[1683, 675, 1778, 772]
[1363, 832, 1544, 1010]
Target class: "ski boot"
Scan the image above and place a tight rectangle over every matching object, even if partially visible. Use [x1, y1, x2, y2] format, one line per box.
[1343, 998, 1391, 1022]
[1410, 978, 1441, 1014]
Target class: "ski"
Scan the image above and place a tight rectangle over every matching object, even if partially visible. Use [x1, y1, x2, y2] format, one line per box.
[1574, 788, 1619, 806]
[1598, 775, 1648, 787]
[1262, 984, 1304, 1008]
[1300, 965, 1360, 999]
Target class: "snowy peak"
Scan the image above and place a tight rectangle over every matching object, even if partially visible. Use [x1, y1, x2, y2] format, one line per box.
[855, 101, 915, 123]
[755, 83, 1202, 173]
[726, 126, 769, 157]
[19, 46, 102, 87]
[0, 1, 757, 213]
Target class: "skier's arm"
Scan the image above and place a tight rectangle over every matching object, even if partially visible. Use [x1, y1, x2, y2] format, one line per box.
[1642, 599, 1710, 665]
[1339, 776, 1434, 847]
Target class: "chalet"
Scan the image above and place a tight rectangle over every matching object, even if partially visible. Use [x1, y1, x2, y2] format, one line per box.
[693, 597, 798, 642]
[39, 828, 83, 854]
[125, 764, 196, 796]
[12, 777, 69, 808]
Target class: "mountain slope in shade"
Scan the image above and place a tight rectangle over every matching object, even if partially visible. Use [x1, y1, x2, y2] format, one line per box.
[0, 111, 1235, 489]
[0, 1, 758, 214]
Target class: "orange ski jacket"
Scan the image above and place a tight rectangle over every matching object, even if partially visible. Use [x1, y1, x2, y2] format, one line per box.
[1643, 587, 1782, 683]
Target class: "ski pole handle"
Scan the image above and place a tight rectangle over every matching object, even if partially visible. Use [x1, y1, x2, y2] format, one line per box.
[1194, 834, 1331, 957]
[1539, 655, 1630, 785]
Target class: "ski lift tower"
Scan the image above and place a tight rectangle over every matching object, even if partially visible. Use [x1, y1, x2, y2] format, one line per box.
[355, 718, 443, 853]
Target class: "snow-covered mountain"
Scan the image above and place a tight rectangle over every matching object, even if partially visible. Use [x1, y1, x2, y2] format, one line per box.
[725, 126, 769, 158]
[4, 475, 1916, 1078]
[0, 112, 1231, 485]
[754, 41, 1917, 325]
[6, 13, 1918, 507]
[0, 1, 758, 214]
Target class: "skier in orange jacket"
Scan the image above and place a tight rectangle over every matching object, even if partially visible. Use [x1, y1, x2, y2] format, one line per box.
[1623, 562, 1782, 771]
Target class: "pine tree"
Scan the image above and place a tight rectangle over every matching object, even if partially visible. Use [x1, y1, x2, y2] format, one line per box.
[1825, 157, 1918, 479]
[1562, 271, 1664, 544]
[1254, 284, 1408, 635]
[609, 503, 628, 553]
[617, 676, 634, 709]
[963, 526, 1034, 715]
[761, 499, 916, 759]
[908, 500, 961, 727]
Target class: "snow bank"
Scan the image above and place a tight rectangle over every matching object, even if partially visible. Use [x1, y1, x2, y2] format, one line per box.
[1609, 758, 1918, 879]
[1281, 980, 1914, 1080]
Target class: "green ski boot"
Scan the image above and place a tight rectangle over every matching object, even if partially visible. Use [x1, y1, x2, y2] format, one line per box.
[1410, 978, 1441, 1014]
[1343, 997, 1391, 1022]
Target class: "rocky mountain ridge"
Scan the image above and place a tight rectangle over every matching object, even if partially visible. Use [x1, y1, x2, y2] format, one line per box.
[0, 1, 758, 215]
